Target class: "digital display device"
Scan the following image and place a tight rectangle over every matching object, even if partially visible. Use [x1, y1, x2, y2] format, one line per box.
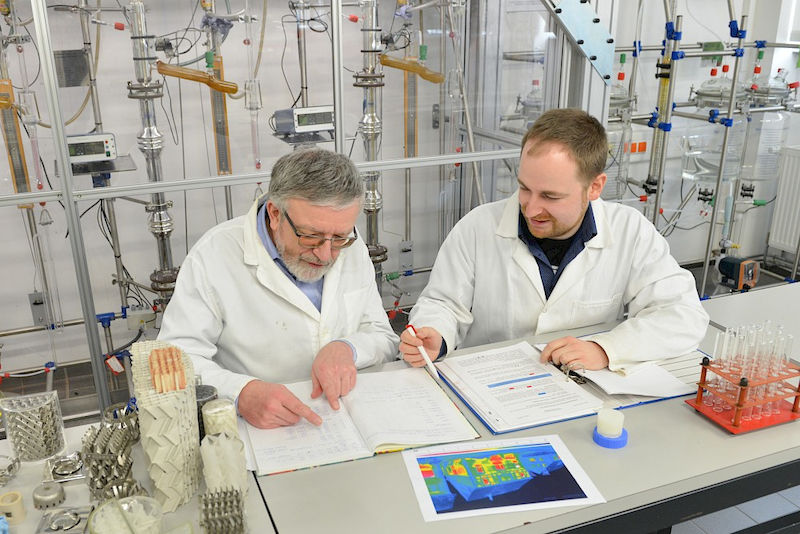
[67, 133, 117, 164]
[274, 106, 334, 135]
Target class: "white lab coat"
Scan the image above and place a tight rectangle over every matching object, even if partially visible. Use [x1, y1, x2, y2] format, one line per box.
[409, 191, 709, 370]
[158, 199, 399, 400]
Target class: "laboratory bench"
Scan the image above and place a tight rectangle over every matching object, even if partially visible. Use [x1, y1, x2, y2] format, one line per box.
[701, 281, 800, 342]
[0, 422, 274, 533]
[254, 324, 800, 534]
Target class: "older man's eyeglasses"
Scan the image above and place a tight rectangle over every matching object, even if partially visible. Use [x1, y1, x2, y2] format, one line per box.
[283, 211, 357, 249]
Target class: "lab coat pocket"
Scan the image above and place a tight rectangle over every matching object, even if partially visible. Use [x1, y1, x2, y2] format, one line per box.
[340, 286, 372, 335]
[571, 293, 623, 326]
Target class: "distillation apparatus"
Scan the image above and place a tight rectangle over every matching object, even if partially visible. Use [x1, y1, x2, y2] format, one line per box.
[0, 0, 63, 376]
[354, 0, 387, 288]
[616, 2, 799, 295]
[127, 0, 178, 304]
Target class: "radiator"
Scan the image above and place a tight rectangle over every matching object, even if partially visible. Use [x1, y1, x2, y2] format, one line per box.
[768, 146, 800, 254]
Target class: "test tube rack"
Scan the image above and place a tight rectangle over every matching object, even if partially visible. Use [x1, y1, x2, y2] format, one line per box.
[686, 356, 800, 434]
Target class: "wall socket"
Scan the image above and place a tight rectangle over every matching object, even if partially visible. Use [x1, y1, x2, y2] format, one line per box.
[29, 291, 47, 327]
[399, 240, 414, 271]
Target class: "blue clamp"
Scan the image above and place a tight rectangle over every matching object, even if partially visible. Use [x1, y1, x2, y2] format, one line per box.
[733, 48, 744, 57]
[660, 39, 666, 57]
[127, 396, 138, 411]
[720, 118, 734, 127]
[121, 305, 128, 318]
[786, 277, 798, 283]
[403, 270, 413, 277]
[671, 50, 685, 60]
[648, 112, 659, 128]
[700, 294, 710, 301]
[45, 361, 56, 371]
[672, 102, 677, 110]
[729, 20, 746, 39]
[708, 109, 720, 123]
[665, 21, 681, 41]
[96, 312, 116, 328]
[657, 122, 672, 132]
[755, 40, 766, 48]
[632, 40, 642, 57]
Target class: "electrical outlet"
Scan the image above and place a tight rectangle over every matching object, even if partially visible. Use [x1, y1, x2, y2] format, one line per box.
[127, 305, 156, 330]
[399, 240, 414, 271]
[29, 291, 47, 327]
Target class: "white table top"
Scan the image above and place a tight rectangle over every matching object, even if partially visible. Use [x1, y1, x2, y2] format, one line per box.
[0, 422, 273, 533]
[702, 282, 800, 341]
[255, 326, 800, 533]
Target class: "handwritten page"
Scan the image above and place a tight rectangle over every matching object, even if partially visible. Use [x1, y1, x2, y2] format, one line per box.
[247, 381, 371, 475]
[245, 369, 477, 475]
[345, 369, 478, 452]
[436, 342, 603, 433]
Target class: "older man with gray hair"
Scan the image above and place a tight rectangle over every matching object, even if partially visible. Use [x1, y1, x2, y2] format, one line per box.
[159, 148, 399, 429]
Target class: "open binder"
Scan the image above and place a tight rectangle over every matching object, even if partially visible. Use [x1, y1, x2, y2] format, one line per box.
[435, 340, 706, 434]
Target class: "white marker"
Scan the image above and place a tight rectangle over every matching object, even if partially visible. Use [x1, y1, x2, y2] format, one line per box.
[405, 325, 440, 378]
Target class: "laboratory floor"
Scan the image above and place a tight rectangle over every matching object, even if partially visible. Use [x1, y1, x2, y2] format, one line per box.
[672, 487, 800, 534]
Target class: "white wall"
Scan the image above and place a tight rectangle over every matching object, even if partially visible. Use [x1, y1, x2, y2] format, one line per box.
[0, 0, 797, 373]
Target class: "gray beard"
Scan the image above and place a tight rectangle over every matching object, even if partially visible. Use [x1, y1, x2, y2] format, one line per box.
[275, 238, 333, 282]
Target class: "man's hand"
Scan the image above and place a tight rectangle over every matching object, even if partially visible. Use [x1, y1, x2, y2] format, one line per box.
[311, 341, 357, 410]
[540, 337, 609, 371]
[237, 379, 322, 429]
[399, 326, 443, 367]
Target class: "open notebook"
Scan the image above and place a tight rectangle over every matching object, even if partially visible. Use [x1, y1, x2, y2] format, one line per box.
[436, 341, 702, 434]
[245, 367, 478, 475]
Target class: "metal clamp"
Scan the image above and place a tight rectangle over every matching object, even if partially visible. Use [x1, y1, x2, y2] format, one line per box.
[0, 456, 20, 486]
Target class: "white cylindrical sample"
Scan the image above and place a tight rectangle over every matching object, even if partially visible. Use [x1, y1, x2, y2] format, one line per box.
[596, 408, 625, 438]
[0, 490, 26, 525]
[202, 399, 239, 438]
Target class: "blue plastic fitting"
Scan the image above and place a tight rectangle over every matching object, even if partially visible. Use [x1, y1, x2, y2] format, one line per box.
[720, 118, 734, 127]
[657, 122, 672, 132]
[593, 427, 628, 449]
[45, 361, 56, 370]
[755, 40, 766, 48]
[729, 20, 746, 39]
[632, 40, 642, 57]
[665, 21, 675, 39]
[671, 50, 685, 60]
[648, 112, 659, 128]
[733, 48, 744, 57]
[708, 109, 720, 123]
[96, 312, 116, 328]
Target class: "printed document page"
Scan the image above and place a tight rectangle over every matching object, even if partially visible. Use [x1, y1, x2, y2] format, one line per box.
[436, 341, 603, 433]
[344, 368, 478, 452]
[246, 381, 371, 475]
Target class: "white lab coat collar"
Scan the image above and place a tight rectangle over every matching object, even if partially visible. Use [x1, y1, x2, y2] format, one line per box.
[495, 189, 614, 248]
[240, 197, 348, 321]
[495, 190, 615, 303]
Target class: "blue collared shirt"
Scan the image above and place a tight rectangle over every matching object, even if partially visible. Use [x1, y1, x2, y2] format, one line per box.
[518, 204, 598, 299]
